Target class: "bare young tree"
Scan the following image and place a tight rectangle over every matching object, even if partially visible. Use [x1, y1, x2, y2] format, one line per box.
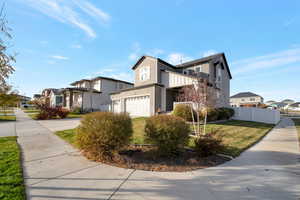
[0, 4, 15, 91]
[177, 78, 218, 136]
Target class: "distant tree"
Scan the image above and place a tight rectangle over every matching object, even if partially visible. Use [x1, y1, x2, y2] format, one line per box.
[0, 85, 19, 113]
[0, 4, 15, 91]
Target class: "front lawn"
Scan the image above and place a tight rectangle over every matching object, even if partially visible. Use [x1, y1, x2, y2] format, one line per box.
[292, 119, 300, 147]
[0, 110, 14, 114]
[0, 137, 26, 200]
[0, 115, 16, 121]
[22, 109, 39, 113]
[55, 119, 274, 157]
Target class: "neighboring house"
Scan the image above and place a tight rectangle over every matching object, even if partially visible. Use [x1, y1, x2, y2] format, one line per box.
[63, 76, 133, 111]
[33, 94, 42, 100]
[265, 100, 276, 105]
[268, 102, 287, 110]
[16, 95, 31, 108]
[41, 88, 56, 106]
[49, 89, 64, 107]
[110, 53, 232, 117]
[281, 99, 295, 105]
[286, 102, 300, 111]
[230, 92, 263, 107]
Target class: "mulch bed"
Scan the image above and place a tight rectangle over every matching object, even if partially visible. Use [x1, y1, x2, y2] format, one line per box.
[84, 145, 230, 172]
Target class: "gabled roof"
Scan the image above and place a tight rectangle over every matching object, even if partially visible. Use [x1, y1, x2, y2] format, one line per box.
[176, 53, 232, 79]
[63, 87, 101, 93]
[289, 102, 300, 107]
[131, 53, 232, 79]
[70, 77, 133, 86]
[230, 92, 262, 98]
[91, 76, 133, 85]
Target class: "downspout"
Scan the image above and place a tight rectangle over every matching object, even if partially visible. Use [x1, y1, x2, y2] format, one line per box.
[81, 92, 84, 112]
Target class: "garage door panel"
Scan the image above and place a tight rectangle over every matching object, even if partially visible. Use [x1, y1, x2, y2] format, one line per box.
[125, 95, 150, 117]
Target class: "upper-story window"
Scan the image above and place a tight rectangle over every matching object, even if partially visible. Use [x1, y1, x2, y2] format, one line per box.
[250, 98, 255, 101]
[195, 65, 202, 73]
[139, 66, 150, 81]
[217, 67, 222, 82]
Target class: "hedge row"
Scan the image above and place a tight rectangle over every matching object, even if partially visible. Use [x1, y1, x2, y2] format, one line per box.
[173, 105, 234, 122]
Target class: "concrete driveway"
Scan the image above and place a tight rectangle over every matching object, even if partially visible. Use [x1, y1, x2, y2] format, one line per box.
[15, 109, 300, 200]
[37, 118, 81, 132]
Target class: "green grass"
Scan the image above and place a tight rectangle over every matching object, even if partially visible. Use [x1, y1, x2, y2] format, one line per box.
[0, 110, 14, 114]
[190, 120, 274, 157]
[28, 112, 84, 120]
[55, 129, 78, 147]
[22, 109, 40, 113]
[0, 115, 16, 121]
[55, 118, 274, 157]
[292, 119, 300, 148]
[0, 137, 26, 200]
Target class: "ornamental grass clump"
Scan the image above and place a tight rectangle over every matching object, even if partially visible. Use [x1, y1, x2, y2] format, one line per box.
[76, 112, 133, 160]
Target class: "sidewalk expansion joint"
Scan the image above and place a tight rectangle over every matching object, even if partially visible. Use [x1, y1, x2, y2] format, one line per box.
[25, 151, 79, 163]
[107, 169, 136, 200]
[28, 164, 101, 186]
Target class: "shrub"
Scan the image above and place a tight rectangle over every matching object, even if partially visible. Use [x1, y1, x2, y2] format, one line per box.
[173, 104, 196, 122]
[199, 108, 219, 122]
[217, 107, 235, 120]
[76, 112, 133, 160]
[57, 107, 70, 119]
[71, 107, 82, 114]
[145, 115, 191, 155]
[36, 111, 50, 120]
[194, 130, 224, 157]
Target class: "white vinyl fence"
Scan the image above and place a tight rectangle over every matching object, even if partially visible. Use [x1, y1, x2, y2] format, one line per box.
[232, 107, 280, 124]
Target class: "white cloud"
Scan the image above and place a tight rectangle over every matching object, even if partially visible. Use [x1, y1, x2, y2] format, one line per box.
[95, 68, 116, 75]
[202, 49, 218, 57]
[51, 55, 69, 60]
[128, 42, 141, 61]
[22, 0, 111, 38]
[128, 53, 139, 61]
[73, 0, 110, 23]
[232, 48, 300, 75]
[166, 53, 193, 65]
[147, 48, 164, 57]
[284, 18, 294, 27]
[71, 44, 82, 49]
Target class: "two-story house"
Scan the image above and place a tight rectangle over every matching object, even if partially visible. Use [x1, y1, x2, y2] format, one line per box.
[110, 53, 232, 117]
[230, 92, 264, 107]
[62, 76, 133, 111]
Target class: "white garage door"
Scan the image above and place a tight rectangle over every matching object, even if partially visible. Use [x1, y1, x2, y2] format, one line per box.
[125, 95, 150, 117]
[112, 100, 121, 113]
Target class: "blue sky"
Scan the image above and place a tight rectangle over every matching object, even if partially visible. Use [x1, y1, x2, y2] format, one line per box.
[5, 0, 300, 101]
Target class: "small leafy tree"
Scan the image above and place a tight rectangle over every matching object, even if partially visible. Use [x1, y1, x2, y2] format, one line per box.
[0, 5, 15, 91]
[177, 78, 218, 136]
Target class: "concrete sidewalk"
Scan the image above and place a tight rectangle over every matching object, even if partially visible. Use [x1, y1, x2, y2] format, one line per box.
[16, 109, 300, 200]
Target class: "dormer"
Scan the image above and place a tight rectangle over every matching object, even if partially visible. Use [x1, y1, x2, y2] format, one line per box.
[132, 56, 159, 86]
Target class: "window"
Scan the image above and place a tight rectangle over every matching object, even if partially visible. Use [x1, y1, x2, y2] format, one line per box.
[56, 96, 63, 105]
[183, 70, 188, 75]
[139, 66, 150, 81]
[250, 98, 255, 101]
[217, 67, 222, 82]
[241, 98, 245, 102]
[195, 65, 202, 72]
